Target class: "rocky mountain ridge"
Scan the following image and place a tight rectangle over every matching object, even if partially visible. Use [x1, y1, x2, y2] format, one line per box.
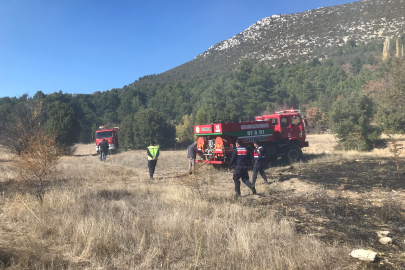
[131, 0, 405, 85]
[197, 0, 404, 63]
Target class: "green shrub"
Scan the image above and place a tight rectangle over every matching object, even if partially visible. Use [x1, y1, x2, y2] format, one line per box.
[133, 108, 176, 149]
[376, 58, 405, 134]
[330, 93, 381, 151]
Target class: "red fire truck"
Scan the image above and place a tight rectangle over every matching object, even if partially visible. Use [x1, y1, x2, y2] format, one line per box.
[95, 126, 119, 154]
[195, 110, 308, 164]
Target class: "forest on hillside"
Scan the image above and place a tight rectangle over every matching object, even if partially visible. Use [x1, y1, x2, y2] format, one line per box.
[1, 37, 405, 152]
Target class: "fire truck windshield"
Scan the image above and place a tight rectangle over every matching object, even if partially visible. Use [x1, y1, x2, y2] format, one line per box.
[96, 131, 113, 139]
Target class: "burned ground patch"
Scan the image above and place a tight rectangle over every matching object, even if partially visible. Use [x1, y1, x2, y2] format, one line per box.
[246, 191, 405, 268]
[299, 158, 405, 192]
[254, 157, 405, 268]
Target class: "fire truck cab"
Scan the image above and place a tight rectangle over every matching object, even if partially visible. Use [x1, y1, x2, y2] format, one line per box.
[255, 110, 308, 148]
[255, 110, 308, 163]
[95, 126, 119, 153]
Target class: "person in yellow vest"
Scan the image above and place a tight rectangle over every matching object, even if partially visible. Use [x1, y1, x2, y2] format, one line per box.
[147, 140, 160, 180]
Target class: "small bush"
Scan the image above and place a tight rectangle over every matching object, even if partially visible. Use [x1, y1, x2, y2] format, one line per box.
[13, 131, 60, 203]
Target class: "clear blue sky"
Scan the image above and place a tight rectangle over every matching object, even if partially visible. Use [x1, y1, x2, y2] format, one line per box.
[0, 0, 355, 98]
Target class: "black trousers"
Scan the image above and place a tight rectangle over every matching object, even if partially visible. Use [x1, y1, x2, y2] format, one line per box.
[233, 165, 252, 195]
[148, 160, 157, 178]
[252, 162, 268, 186]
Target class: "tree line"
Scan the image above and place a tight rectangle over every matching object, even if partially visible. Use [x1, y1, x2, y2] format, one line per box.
[0, 38, 404, 153]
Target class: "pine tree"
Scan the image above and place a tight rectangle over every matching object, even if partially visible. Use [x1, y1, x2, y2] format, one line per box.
[133, 109, 175, 149]
[45, 102, 81, 150]
[330, 93, 380, 151]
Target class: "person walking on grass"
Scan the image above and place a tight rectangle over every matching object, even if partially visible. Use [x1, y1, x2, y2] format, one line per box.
[100, 139, 109, 162]
[252, 141, 269, 187]
[187, 142, 203, 172]
[147, 141, 160, 180]
[228, 139, 256, 197]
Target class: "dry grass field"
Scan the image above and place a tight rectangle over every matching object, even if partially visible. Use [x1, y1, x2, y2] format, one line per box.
[0, 134, 404, 269]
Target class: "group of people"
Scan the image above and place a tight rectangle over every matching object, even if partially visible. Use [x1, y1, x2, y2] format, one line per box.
[146, 139, 269, 198]
[101, 138, 269, 197]
[228, 139, 269, 197]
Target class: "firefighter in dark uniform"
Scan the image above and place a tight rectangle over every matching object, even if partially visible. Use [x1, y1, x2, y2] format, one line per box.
[252, 141, 269, 187]
[100, 139, 109, 162]
[228, 139, 257, 197]
[147, 141, 160, 180]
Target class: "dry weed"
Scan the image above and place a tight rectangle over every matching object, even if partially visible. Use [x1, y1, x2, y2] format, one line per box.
[0, 174, 351, 269]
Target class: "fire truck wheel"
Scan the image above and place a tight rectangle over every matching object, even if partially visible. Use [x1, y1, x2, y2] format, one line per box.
[284, 144, 302, 163]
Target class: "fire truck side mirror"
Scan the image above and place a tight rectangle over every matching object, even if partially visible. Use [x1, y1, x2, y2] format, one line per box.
[304, 119, 308, 128]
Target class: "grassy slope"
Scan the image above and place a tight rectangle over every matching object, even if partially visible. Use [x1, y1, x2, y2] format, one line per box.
[0, 135, 404, 269]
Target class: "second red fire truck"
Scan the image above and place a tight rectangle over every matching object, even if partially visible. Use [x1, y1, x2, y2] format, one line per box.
[95, 126, 119, 154]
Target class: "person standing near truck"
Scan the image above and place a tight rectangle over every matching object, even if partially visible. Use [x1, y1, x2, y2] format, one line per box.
[187, 142, 203, 172]
[228, 139, 257, 197]
[252, 141, 269, 187]
[147, 141, 160, 180]
[100, 139, 109, 162]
